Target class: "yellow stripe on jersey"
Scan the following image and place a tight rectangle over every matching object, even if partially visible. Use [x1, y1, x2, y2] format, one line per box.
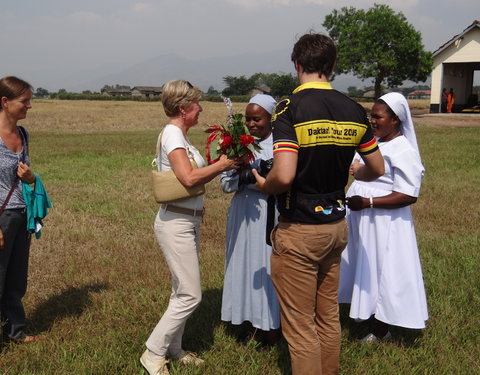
[273, 141, 299, 154]
[292, 81, 333, 93]
[293, 120, 368, 147]
[271, 99, 290, 123]
[357, 138, 379, 154]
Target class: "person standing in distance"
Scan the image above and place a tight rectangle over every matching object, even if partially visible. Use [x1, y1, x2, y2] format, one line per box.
[253, 33, 384, 375]
[446, 88, 455, 113]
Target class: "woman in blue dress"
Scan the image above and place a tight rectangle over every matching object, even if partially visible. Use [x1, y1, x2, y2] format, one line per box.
[220, 94, 281, 349]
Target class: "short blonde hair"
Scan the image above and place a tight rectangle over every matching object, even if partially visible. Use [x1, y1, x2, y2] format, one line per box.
[161, 80, 202, 117]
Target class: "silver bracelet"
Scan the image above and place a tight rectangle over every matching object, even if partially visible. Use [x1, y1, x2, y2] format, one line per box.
[369, 196, 374, 208]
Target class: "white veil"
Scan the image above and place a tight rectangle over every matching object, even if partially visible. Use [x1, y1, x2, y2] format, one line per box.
[379, 92, 421, 158]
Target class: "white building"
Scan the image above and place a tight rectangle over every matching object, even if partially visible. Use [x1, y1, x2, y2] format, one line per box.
[430, 20, 480, 113]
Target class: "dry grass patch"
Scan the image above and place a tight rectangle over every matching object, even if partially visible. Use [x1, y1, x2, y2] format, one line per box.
[1, 99, 478, 375]
[29, 99, 246, 133]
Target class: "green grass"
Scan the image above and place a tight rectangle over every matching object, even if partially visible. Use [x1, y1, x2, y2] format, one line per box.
[0, 104, 479, 374]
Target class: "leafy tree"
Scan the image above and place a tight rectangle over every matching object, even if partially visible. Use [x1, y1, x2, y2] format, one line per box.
[222, 75, 254, 96]
[246, 72, 297, 97]
[347, 86, 363, 98]
[323, 4, 433, 99]
[249, 73, 276, 89]
[207, 86, 219, 95]
[34, 87, 49, 98]
[270, 73, 298, 97]
[222, 73, 298, 98]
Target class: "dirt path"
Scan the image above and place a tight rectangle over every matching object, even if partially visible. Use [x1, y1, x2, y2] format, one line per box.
[411, 111, 480, 128]
[359, 101, 480, 128]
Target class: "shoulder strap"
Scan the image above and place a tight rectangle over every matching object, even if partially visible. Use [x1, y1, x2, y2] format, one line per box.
[152, 131, 163, 171]
[0, 126, 27, 214]
[18, 126, 28, 145]
[0, 179, 19, 215]
[156, 130, 163, 158]
[18, 126, 29, 161]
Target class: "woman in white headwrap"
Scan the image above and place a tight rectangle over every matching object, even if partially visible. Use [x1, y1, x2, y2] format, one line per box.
[338, 92, 428, 342]
[220, 94, 281, 350]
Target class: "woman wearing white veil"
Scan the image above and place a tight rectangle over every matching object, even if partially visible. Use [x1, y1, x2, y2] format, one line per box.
[338, 92, 428, 342]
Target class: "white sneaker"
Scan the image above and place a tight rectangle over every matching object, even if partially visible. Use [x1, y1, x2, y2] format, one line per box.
[140, 350, 170, 375]
[171, 350, 205, 366]
[360, 331, 392, 343]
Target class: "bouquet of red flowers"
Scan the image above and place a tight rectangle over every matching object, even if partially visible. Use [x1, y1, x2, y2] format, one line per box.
[206, 96, 261, 164]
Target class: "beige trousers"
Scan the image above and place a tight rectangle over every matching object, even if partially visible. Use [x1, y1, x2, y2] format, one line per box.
[271, 219, 348, 375]
[146, 208, 202, 357]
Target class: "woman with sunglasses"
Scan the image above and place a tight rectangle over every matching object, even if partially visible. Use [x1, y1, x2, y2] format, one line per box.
[141, 80, 239, 375]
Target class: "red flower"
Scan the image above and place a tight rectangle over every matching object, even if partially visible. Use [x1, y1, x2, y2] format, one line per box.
[205, 109, 261, 164]
[239, 134, 254, 147]
[221, 135, 233, 147]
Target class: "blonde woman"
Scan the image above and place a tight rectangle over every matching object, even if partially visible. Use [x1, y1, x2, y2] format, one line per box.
[141, 80, 239, 375]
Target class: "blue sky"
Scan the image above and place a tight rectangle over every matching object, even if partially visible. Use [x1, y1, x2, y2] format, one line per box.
[1, 0, 478, 91]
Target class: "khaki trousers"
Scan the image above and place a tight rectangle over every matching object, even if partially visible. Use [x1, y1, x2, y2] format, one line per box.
[271, 219, 348, 375]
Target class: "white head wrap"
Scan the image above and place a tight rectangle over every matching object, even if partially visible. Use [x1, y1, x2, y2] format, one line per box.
[248, 94, 276, 115]
[379, 92, 421, 157]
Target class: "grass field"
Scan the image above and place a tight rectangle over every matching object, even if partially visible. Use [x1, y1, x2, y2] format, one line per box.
[0, 99, 479, 374]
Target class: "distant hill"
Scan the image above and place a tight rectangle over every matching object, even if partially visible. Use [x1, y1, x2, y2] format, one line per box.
[58, 50, 297, 93]
[103, 51, 296, 91]
[30, 49, 372, 93]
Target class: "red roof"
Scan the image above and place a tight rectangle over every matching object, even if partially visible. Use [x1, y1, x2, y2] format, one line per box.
[407, 90, 431, 96]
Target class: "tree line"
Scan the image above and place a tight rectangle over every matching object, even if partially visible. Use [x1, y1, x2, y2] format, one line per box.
[218, 73, 298, 98]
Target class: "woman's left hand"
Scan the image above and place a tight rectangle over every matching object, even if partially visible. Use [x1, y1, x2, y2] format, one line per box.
[346, 195, 366, 211]
[17, 162, 35, 184]
[347, 192, 417, 210]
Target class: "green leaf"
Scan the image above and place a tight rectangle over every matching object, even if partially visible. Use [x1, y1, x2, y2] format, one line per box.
[208, 139, 221, 161]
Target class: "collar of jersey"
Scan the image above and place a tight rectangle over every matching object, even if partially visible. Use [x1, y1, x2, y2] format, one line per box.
[293, 81, 333, 94]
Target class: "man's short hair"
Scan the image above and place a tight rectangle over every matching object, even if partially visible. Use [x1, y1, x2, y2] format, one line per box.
[291, 33, 336, 78]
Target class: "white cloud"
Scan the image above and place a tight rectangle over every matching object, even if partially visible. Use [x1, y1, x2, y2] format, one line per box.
[67, 11, 102, 23]
[131, 2, 156, 13]
[233, 0, 291, 6]
[225, 0, 421, 12]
